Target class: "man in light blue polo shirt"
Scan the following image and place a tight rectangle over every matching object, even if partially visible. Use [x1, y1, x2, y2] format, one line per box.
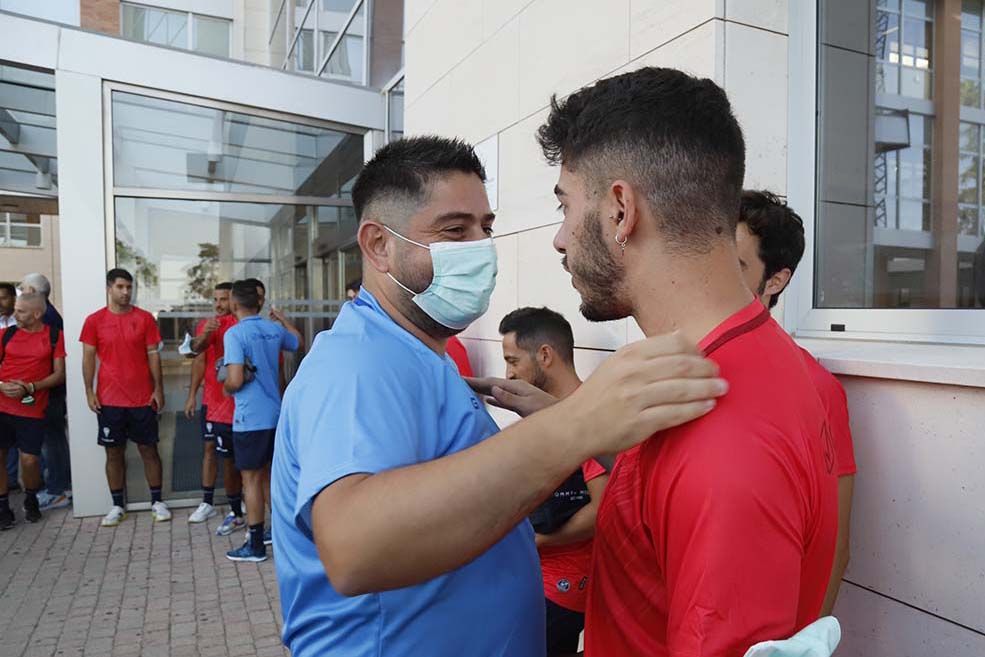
[223, 279, 300, 563]
[272, 136, 728, 657]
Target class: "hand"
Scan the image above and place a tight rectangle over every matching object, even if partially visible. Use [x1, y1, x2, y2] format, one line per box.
[560, 332, 728, 458]
[465, 377, 559, 418]
[86, 389, 102, 413]
[204, 317, 220, 334]
[269, 306, 290, 326]
[150, 388, 165, 413]
[184, 395, 196, 420]
[0, 381, 24, 399]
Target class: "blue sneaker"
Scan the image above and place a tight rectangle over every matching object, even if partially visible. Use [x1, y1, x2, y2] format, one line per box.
[226, 541, 267, 563]
[264, 528, 272, 546]
[215, 512, 245, 537]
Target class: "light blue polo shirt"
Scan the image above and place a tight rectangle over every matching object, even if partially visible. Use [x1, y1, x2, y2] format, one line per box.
[223, 315, 298, 432]
[271, 290, 544, 657]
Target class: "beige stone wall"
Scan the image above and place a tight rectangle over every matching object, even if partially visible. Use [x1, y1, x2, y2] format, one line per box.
[80, 0, 121, 35]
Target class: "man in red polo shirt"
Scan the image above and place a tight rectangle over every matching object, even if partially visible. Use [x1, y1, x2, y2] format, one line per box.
[0, 293, 66, 529]
[534, 67, 838, 656]
[184, 282, 244, 535]
[498, 306, 609, 655]
[81, 268, 171, 527]
[735, 190, 857, 616]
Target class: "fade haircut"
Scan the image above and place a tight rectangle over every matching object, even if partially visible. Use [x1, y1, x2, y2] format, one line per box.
[498, 307, 575, 365]
[243, 277, 264, 293]
[739, 190, 805, 308]
[106, 268, 133, 285]
[215, 281, 233, 292]
[352, 136, 487, 223]
[537, 67, 745, 253]
[231, 280, 260, 311]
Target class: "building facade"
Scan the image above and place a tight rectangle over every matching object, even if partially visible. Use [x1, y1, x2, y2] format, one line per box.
[402, 1, 984, 656]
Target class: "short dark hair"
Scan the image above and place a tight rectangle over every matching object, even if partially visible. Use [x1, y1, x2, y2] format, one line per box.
[215, 281, 233, 292]
[243, 277, 265, 293]
[739, 190, 805, 309]
[499, 307, 575, 365]
[0, 283, 16, 297]
[231, 280, 260, 311]
[106, 268, 133, 285]
[345, 278, 362, 295]
[352, 136, 486, 222]
[537, 67, 745, 252]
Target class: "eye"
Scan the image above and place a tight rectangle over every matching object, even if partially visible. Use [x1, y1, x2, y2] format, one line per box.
[444, 225, 466, 237]
[483, 225, 495, 236]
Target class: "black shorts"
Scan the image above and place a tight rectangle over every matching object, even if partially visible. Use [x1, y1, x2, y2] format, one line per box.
[199, 405, 209, 441]
[98, 406, 159, 447]
[0, 412, 44, 456]
[206, 421, 235, 457]
[545, 598, 584, 654]
[232, 429, 275, 471]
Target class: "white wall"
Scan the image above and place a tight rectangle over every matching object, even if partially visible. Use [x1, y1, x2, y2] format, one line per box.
[0, 0, 80, 25]
[404, 1, 985, 655]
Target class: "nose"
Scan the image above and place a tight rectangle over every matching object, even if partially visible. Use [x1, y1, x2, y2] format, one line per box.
[553, 223, 567, 254]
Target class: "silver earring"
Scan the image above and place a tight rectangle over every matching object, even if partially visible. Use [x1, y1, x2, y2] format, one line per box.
[615, 234, 628, 252]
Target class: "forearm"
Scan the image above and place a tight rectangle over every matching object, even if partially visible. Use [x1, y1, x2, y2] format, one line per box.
[82, 353, 96, 393]
[190, 332, 211, 354]
[820, 542, 849, 616]
[536, 503, 598, 548]
[148, 352, 163, 390]
[315, 401, 589, 596]
[188, 355, 206, 398]
[33, 370, 65, 391]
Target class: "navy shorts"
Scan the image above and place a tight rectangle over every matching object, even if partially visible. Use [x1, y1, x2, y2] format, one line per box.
[205, 421, 235, 458]
[0, 412, 44, 456]
[98, 406, 159, 448]
[232, 429, 275, 471]
[199, 405, 209, 441]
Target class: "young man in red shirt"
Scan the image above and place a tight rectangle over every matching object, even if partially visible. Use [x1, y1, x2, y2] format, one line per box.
[81, 268, 171, 527]
[499, 306, 608, 655]
[735, 190, 857, 616]
[0, 293, 66, 529]
[183, 282, 244, 534]
[534, 67, 839, 656]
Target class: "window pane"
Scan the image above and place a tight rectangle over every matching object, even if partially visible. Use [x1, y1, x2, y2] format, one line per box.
[961, 77, 981, 107]
[960, 122, 980, 152]
[875, 11, 900, 62]
[121, 3, 187, 49]
[294, 29, 315, 72]
[193, 15, 231, 58]
[961, 29, 980, 78]
[959, 154, 979, 204]
[959, 206, 980, 236]
[387, 78, 405, 143]
[901, 18, 932, 69]
[8, 224, 41, 247]
[111, 91, 364, 197]
[904, 0, 933, 18]
[321, 2, 365, 83]
[963, 0, 983, 31]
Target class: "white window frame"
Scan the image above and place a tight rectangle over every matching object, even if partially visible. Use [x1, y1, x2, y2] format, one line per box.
[0, 212, 43, 249]
[785, 0, 985, 345]
[119, 2, 232, 59]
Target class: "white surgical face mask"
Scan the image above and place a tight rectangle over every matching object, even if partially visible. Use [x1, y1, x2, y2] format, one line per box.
[384, 225, 497, 330]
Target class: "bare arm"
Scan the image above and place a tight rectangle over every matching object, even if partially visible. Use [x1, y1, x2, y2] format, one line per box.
[820, 474, 854, 616]
[223, 363, 245, 394]
[82, 344, 100, 413]
[148, 349, 164, 411]
[184, 353, 206, 419]
[536, 474, 609, 549]
[312, 334, 727, 596]
[30, 357, 66, 391]
[190, 319, 218, 354]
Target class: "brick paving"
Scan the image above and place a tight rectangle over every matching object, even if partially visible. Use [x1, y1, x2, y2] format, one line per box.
[0, 496, 289, 657]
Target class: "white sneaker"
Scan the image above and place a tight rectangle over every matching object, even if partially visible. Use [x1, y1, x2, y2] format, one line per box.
[151, 501, 172, 522]
[101, 505, 126, 527]
[188, 502, 217, 524]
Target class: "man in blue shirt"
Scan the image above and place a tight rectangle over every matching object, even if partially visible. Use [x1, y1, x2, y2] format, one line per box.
[271, 136, 728, 657]
[223, 280, 300, 562]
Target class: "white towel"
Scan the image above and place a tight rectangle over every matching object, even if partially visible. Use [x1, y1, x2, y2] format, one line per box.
[744, 617, 841, 657]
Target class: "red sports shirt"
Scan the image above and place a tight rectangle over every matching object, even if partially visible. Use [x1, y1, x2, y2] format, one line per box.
[539, 458, 607, 612]
[0, 326, 66, 419]
[196, 315, 237, 425]
[79, 306, 162, 409]
[584, 301, 838, 657]
[800, 348, 857, 476]
[446, 336, 474, 377]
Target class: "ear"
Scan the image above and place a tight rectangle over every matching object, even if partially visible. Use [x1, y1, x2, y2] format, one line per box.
[609, 180, 643, 242]
[358, 220, 392, 274]
[762, 267, 793, 299]
[537, 344, 554, 369]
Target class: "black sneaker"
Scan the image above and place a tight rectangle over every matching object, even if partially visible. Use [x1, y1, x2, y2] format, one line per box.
[0, 506, 14, 530]
[24, 496, 41, 523]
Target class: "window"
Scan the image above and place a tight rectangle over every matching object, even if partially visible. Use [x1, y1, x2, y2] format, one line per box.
[0, 213, 41, 248]
[385, 74, 404, 143]
[120, 3, 231, 58]
[0, 64, 57, 198]
[793, 0, 985, 343]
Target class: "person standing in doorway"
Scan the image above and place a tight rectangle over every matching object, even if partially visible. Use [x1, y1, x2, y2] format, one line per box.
[184, 282, 245, 535]
[81, 268, 171, 527]
[223, 280, 301, 562]
[734, 190, 857, 616]
[499, 306, 608, 656]
[20, 273, 71, 510]
[0, 293, 66, 529]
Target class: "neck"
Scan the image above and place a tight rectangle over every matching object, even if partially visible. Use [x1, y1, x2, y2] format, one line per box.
[108, 301, 131, 314]
[545, 367, 582, 400]
[629, 240, 753, 343]
[20, 321, 42, 332]
[364, 279, 447, 356]
[235, 309, 260, 320]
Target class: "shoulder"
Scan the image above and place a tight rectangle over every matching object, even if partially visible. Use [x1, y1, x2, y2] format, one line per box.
[800, 350, 847, 404]
[84, 308, 107, 323]
[133, 306, 155, 322]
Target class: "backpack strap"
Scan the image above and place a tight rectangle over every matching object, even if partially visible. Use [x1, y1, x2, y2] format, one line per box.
[0, 325, 18, 367]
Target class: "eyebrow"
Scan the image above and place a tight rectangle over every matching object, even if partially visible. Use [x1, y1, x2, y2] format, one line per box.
[433, 211, 497, 223]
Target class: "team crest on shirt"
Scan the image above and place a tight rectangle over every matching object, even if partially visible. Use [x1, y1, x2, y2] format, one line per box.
[556, 579, 570, 593]
[821, 421, 835, 474]
[103, 427, 110, 437]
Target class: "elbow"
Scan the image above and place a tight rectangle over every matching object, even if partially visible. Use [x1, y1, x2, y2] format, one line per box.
[319, 547, 374, 597]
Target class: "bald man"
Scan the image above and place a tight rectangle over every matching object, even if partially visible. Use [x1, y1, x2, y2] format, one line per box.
[0, 293, 66, 529]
